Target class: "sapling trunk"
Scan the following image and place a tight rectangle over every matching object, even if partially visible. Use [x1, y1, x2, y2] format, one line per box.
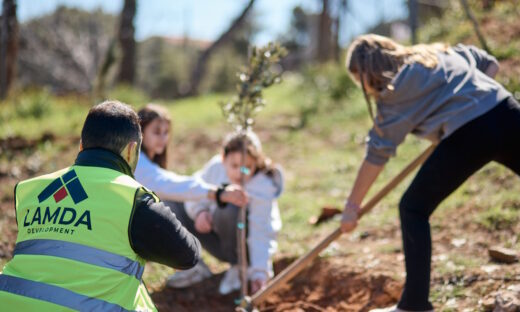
[238, 131, 248, 297]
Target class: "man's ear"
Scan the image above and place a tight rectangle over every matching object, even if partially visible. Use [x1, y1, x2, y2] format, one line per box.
[125, 141, 138, 162]
[79, 140, 83, 152]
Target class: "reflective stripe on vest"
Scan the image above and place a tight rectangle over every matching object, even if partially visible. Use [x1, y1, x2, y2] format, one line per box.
[0, 274, 132, 312]
[14, 239, 144, 280]
[5, 165, 157, 311]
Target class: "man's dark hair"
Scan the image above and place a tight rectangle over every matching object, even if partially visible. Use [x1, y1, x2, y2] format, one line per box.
[81, 100, 142, 154]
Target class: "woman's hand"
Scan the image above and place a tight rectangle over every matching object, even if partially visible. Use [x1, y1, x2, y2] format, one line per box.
[250, 278, 267, 294]
[220, 184, 249, 207]
[341, 201, 360, 233]
[341, 160, 385, 232]
[194, 210, 213, 233]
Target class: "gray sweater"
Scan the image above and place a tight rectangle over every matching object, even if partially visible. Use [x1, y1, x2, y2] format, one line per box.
[365, 44, 511, 165]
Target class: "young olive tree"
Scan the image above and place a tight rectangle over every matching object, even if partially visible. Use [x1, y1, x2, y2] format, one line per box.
[220, 42, 287, 300]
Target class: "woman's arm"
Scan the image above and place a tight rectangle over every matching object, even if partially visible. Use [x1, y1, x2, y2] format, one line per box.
[136, 154, 247, 205]
[135, 155, 213, 202]
[341, 159, 385, 232]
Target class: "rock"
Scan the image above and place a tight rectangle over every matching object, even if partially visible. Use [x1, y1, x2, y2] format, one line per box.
[481, 264, 500, 273]
[488, 247, 519, 263]
[481, 289, 520, 312]
[507, 284, 520, 294]
[451, 238, 467, 248]
[481, 296, 495, 311]
[495, 292, 520, 312]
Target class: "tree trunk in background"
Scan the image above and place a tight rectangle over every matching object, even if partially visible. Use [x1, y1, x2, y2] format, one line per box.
[333, 0, 348, 63]
[317, 0, 332, 62]
[183, 0, 255, 97]
[408, 0, 418, 44]
[0, 0, 18, 100]
[460, 0, 490, 53]
[95, 39, 117, 100]
[117, 0, 136, 85]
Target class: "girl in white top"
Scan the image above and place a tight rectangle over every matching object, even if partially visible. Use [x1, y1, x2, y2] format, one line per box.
[167, 131, 283, 295]
[134, 104, 247, 207]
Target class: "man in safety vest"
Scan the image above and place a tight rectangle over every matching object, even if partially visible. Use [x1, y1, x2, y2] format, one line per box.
[0, 101, 201, 311]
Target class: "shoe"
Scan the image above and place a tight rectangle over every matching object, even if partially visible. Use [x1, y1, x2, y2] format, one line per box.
[219, 265, 241, 295]
[369, 306, 434, 312]
[166, 260, 212, 288]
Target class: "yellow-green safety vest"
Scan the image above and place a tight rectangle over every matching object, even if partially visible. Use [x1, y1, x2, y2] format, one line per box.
[0, 165, 157, 311]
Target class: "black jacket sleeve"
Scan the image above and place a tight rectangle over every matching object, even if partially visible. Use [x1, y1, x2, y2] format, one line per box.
[129, 188, 201, 269]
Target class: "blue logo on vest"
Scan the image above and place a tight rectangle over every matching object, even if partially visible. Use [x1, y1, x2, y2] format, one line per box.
[37, 169, 88, 204]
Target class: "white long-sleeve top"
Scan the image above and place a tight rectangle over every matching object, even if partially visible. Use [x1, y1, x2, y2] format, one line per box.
[134, 151, 213, 202]
[185, 154, 283, 281]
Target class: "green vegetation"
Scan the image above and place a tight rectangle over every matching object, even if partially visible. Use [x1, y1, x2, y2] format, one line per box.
[2, 3, 520, 308]
[5, 61, 518, 298]
[419, 0, 520, 91]
[477, 205, 518, 231]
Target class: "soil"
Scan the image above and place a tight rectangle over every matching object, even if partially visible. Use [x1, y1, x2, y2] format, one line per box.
[1, 141, 520, 312]
[151, 257, 402, 312]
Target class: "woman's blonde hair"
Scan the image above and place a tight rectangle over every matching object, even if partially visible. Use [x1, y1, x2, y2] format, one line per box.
[346, 34, 448, 94]
[345, 34, 449, 129]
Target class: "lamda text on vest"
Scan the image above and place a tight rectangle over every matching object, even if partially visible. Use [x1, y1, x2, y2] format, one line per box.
[23, 206, 92, 235]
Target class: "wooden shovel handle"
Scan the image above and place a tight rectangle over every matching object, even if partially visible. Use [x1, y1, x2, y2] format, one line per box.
[249, 144, 436, 306]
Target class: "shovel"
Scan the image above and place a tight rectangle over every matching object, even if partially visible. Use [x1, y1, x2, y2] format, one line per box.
[237, 144, 436, 311]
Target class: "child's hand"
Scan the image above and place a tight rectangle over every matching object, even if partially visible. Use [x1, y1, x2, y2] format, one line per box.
[340, 201, 360, 233]
[194, 211, 213, 233]
[250, 278, 266, 294]
[221, 184, 249, 207]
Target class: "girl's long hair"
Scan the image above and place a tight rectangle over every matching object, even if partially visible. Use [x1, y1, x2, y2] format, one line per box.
[345, 34, 449, 130]
[223, 131, 275, 177]
[137, 104, 171, 169]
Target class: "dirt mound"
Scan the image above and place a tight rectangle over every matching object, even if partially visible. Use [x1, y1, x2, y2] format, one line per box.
[151, 257, 401, 312]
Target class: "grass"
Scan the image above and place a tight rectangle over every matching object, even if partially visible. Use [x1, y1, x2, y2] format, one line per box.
[1, 61, 519, 306]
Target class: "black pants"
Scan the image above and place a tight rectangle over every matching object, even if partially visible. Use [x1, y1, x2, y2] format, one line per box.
[166, 201, 240, 264]
[397, 97, 520, 311]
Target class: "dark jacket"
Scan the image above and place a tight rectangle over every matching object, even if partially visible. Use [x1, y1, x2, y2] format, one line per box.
[75, 148, 201, 269]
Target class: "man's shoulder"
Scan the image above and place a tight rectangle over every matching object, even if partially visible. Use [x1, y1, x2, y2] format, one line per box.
[133, 186, 160, 206]
[18, 167, 72, 187]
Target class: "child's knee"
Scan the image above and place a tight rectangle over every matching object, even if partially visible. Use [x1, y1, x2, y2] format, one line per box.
[215, 204, 240, 221]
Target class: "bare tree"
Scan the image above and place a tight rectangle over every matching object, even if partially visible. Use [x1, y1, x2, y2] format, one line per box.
[117, 0, 136, 84]
[333, 0, 347, 62]
[460, 0, 490, 53]
[17, 7, 115, 93]
[183, 0, 256, 97]
[408, 0, 419, 44]
[317, 0, 333, 62]
[0, 0, 18, 100]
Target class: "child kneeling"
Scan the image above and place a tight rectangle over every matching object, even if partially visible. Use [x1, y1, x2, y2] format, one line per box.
[166, 131, 283, 295]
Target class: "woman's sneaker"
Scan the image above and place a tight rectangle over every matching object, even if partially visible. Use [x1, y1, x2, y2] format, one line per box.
[166, 260, 212, 288]
[218, 265, 241, 295]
